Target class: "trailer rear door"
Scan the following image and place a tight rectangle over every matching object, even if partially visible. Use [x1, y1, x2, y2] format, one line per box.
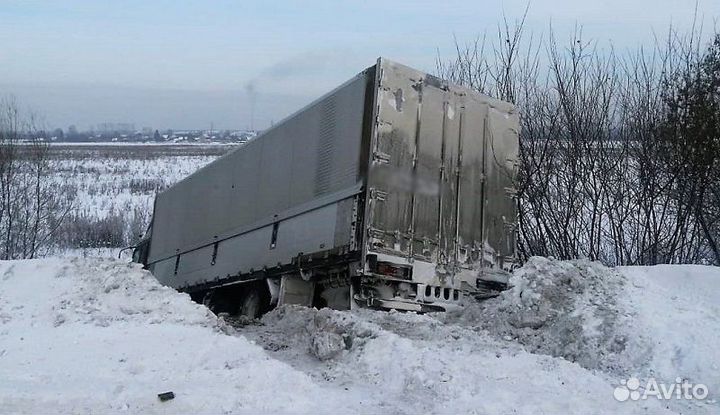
[364, 59, 518, 271]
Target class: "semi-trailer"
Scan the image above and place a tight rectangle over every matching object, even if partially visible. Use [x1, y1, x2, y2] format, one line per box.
[133, 58, 519, 315]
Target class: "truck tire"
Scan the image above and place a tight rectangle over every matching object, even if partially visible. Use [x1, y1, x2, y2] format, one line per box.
[238, 283, 271, 318]
[202, 289, 233, 315]
[239, 289, 261, 318]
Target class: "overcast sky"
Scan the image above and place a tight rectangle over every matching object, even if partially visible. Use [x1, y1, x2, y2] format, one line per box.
[1, 0, 718, 131]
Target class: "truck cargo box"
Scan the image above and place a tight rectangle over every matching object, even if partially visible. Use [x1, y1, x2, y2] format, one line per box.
[137, 58, 519, 312]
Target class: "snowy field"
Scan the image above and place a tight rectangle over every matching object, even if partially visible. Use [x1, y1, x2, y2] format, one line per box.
[47, 143, 232, 253]
[50, 143, 230, 216]
[0, 257, 717, 414]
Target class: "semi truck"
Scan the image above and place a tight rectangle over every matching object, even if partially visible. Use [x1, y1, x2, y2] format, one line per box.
[132, 58, 519, 316]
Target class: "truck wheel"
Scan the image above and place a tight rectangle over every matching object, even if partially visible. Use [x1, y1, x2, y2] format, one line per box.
[239, 284, 269, 318]
[201, 290, 214, 307]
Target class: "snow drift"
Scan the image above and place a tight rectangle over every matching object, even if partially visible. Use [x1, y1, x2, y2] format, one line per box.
[0, 257, 717, 414]
[0, 259, 359, 414]
[453, 257, 650, 374]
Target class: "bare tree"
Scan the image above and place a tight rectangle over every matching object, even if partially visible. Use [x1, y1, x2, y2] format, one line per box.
[659, 32, 720, 264]
[0, 95, 71, 259]
[438, 16, 720, 266]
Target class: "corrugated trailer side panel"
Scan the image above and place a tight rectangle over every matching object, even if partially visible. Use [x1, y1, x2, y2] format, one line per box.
[147, 70, 372, 289]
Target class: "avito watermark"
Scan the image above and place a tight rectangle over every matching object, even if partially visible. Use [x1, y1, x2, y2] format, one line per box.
[614, 377, 709, 402]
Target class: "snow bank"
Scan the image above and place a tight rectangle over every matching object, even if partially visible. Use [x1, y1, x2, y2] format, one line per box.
[247, 306, 668, 414]
[444, 257, 718, 414]
[619, 264, 720, 409]
[0, 259, 360, 414]
[453, 257, 650, 374]
[1, 256, 716, 414]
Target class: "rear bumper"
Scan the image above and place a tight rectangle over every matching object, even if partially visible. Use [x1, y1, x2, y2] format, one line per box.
[354, 272, 467, 312]
[357, 253, 510, 312]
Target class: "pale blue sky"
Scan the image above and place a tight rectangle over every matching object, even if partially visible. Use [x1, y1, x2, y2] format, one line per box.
[1, 0, 718, 130]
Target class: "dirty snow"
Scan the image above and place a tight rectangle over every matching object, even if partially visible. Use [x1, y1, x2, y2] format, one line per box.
[453, 257, 649, 374]
[0, 257, 717, 414]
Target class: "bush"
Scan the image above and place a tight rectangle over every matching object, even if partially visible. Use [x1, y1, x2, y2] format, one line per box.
[58, 211, 126, 248]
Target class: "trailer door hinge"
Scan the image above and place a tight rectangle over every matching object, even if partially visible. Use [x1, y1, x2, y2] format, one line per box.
[370, 188, 388, 201]
[373, 151, 391, 164]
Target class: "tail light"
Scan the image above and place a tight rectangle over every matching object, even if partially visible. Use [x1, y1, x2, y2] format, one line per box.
[376, 262, 412, 280]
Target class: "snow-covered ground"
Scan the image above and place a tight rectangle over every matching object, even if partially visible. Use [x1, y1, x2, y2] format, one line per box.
[0, 257, 717, 414]
[50, 144, 229, 219]
[619, 265, 720, 406]
[21, 144, 234, 254]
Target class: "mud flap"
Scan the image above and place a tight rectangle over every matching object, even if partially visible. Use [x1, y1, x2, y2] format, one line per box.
[278, 275, 315, 307]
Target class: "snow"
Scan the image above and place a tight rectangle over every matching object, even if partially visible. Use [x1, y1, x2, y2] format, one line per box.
[0, 256, 717, 414]
[0, 260, 345, 413]
[243, 305, 668, 414]
[455, 257, 650, 375]
[53, 149, 217, 219]
[619, 264, 720, 411]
